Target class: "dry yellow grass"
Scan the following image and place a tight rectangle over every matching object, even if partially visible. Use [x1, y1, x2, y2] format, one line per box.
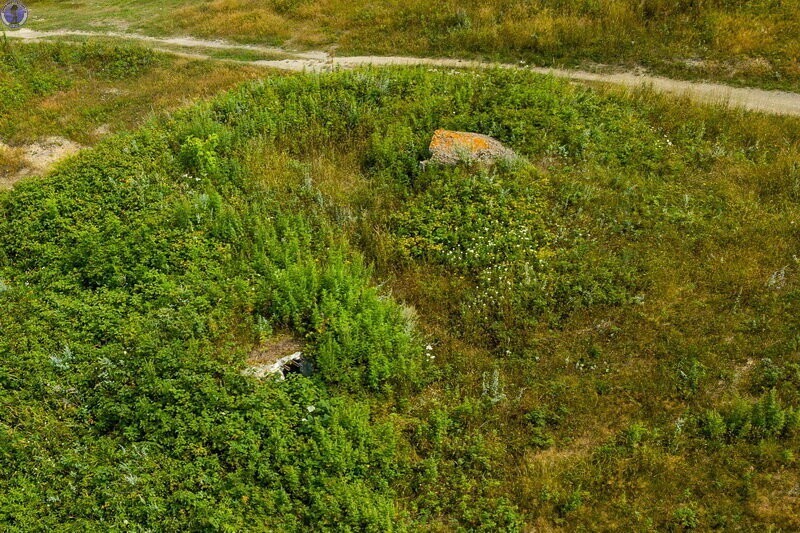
[0, 143, 25, 190]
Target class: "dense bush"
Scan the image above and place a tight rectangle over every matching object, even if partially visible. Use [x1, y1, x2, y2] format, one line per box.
[0, 82, 425, 528]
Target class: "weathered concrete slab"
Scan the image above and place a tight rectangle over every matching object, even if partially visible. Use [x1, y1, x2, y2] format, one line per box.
[427, 129, 515, 166]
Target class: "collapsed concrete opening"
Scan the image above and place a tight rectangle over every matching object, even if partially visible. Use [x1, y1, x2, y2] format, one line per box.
[243, 335, 312, 380]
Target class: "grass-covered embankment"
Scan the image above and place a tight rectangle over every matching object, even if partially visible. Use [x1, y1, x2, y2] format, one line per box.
[0, 39, 263, 146]
[2, 64, 800, 529]
[0, 39, 262, 187]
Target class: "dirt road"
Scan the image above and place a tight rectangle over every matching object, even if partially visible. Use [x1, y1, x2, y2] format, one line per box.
[256, 56, 800, 116]
[9, 27, 800, 117]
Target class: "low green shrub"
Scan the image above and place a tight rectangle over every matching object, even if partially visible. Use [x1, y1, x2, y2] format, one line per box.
[697, 391, 799, 444]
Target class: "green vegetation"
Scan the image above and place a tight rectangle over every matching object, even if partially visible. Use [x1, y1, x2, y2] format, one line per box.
[34, 33, 292, 63]
[29, 0, 800, 90]
[0, 39, 263, 145]
[0, 39, 263, 189]
[2, 61, 800, 529]
[0, 84, 426, 530]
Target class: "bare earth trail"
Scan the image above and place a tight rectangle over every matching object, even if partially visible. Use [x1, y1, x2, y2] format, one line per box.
[9, 28, 800, 116]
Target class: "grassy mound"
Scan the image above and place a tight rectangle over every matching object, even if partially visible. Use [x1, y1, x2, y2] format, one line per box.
[2, 66, 800, 530]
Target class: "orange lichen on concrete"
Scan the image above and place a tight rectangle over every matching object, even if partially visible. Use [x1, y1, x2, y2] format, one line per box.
[431, 129, 493, 152]
[428, 129, 515, 165]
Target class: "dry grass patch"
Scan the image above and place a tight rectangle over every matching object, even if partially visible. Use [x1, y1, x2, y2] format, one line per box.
[248, 333, 305, 367]
[0, 142, 25, 190]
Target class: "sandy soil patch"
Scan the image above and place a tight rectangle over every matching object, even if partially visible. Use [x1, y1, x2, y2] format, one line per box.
[0, 137, 82, 190]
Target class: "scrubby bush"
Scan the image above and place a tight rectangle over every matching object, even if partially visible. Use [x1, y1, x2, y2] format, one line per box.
[672, 505, 700, 530]
[695, 390, 799, 444]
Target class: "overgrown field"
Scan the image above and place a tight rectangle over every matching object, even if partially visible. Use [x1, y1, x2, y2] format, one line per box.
[30, 0, 800, 90]
[0, 39, 263, 145]
[0, 39, 262, 188]
[2, 64, 800, 530]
